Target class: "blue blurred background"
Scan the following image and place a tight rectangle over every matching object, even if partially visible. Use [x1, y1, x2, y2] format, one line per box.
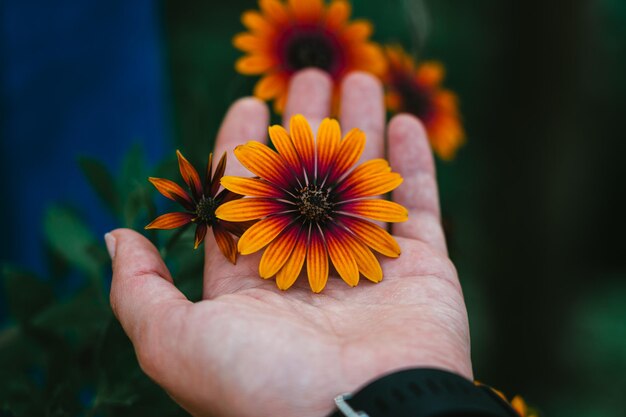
[1, 0, 169, 273]
[1, 0, 625, 416]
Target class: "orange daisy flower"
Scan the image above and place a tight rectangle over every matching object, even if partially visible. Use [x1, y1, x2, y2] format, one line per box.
[233, 0, 385, 112]
[215, 114, 407, 293]
[145, 151, 249, 263]
[384, 45, 465, 161]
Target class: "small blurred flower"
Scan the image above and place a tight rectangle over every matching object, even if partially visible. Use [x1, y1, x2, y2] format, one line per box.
[216, 114, 406, 293]
[146, 151, 249, 263]
[233, 0, 385, 112]
[384, 45, 465, 160]
[476, 382, 539, 417]
[511, 395, 538, 417]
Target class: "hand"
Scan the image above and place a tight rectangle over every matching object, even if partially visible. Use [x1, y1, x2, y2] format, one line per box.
[108, 69, 471, 417]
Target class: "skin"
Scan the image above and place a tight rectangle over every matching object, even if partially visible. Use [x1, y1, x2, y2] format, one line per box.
[107, 69, 472, 417]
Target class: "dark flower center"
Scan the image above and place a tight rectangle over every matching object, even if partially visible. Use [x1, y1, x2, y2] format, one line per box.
[283, 29, 339, 73]
[196, 196, 218, 224]
[297, 185, 333, 223]
[394, 73, 433, 119]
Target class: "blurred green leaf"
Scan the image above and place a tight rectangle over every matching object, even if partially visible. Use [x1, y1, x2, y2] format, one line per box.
[78, 157, 122, 217]
[32, 285, 110, 348]
[1, 265, 54, 323]
[120, 144, 145, 196]
[43, 205, 106, 280]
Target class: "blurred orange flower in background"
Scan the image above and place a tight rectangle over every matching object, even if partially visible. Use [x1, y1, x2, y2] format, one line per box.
[233, 0, 385, 112]
[384, 45, 465, 160]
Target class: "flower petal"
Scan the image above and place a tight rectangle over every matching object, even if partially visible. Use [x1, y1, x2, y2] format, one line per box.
[342, 20, 372, 42]
[289, 115, 316, 179]
[215, 198, 289, 222]
[340, 200, 408, 223]
[334, 159, 390, 193]
[317, 118, 341, 182]
[177, 150, 203, 200]
[235, 55, 275, 75]
[336, 159, 403, 198]
[254, 73, 288, 100]
[325, 0, 351, 30]
[204, 153, 214, 195]
[148, 177, 194, 211]
[326, 128, 365, 185]
[232, 33, 265, 52]
[259, 0, 289, 24]
[276, 236, 307, 290]
[241, 10, 273, 34]
[233, 141, 291, 188]
[221, 219, 256, 237]
[274, 91, 288, 114]
[220, 176, 283, 198]
[269, 124, 304, 179]
[342, 231, 382, 282]
[416, 61, 445, 87]
[213, 223, 238, 264]
[344, 173, 403, 199]
[307, 228, 329, 293]
[238, 215, 292, 255]
[210, 152, 227, 197]
[259, 224, 301, 278]
[145, 212, 194, 230]
[325, 229, 359, 287]
[339, 216, 401, 257]
[288, 0, 323, 22]
[194, 223, 208, 249]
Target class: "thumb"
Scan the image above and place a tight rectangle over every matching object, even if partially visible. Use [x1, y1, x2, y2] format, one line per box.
[107, 228, 190, 348]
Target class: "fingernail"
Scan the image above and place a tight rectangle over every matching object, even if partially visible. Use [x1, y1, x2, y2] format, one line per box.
[104, 233, 117, 260]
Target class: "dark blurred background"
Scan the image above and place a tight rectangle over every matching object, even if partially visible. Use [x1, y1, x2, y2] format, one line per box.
[1, 0, 625, 415]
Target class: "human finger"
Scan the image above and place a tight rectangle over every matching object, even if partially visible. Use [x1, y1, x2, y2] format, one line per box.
[340, 71, 386, 162]
[283, 68, 333, 132]
[388, 114, 448, 255]
[107, 229, 191, 369]
[213, 97, 270, 177]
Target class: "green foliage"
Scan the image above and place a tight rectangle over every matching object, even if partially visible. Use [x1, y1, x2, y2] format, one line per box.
[0, 144, 200, 416]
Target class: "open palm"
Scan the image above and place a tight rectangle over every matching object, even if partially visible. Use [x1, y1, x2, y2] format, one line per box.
[108, 70, 471, 417]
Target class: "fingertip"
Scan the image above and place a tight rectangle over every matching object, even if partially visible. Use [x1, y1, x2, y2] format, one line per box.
[340, 71, 385, 161]
[341, 71, 383, 95]
[229, 96, 270, 120]
[284, 68, 333, 128]
[216, 96, 271, 177]
[388, 113, 434, 175]
[388, 113, 427, 141]
[107, 228, 189, 346]
[108, 228, 171, 279]
[290, 68, 333, 90]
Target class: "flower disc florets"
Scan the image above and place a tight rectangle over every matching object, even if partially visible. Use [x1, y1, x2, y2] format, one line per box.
[196, 196, 219, 224]
[297, 185, 333, 223]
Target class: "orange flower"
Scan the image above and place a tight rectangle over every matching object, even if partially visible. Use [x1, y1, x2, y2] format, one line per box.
[475, 382, 539, 417]
[384, 45, 465, 161]
[233, 0, 385, 112]
[511, 395, 538, 417]
[145, 151, 249, 263]
[216, 114, 406, 293]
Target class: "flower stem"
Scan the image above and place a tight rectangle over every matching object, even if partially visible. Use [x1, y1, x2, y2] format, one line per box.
[161, 223, 191, 258]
